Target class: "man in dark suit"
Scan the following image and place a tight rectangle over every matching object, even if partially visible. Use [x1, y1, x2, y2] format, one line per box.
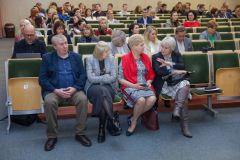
[12, 24, 47, 58]
[218, 5, 233, 19]
[39, 35, 91, 151]
[174, 26, 194, 53]
[137, 8, 153, 26]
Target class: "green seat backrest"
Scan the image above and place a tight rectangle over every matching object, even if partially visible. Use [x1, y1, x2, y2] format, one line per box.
[129, 17, 139, 20]
[119, 20, 134, 24]
[126, 24, 143, 28]
[47, 44, 73, 52]
[201, 19, 213, 22]
[234, 27, 240, 32]
[153, 19, 166, 23]
[200, 22, 207, 26]
[159, 16, 170, 19]
[192, 41, 211, 51]
[74, 36, 81, 46]
[215, 18, 229, 22]
[232, 22, 240, 26]
[90, 24, 99, 28]
[235, 32, 240, 38]
[182, 53, 209, 84]
[87, 20, 99, 24]
[218, 22, 230, 26]
[231, 18, 240, 22]
[66, 20, 70, 25]
[157, 28, 174, 34]
[8, 59, 42, 79]
[99, 35, 111, 42]
[216, 27, 231, 32]
[108, 23, 125, 29]
[191, 33, 201, 40]
[68, 24, 73, 29]
[157, 34, 167, 40]
[77, 43, 97, 55]
[196, 27, 207, 33]
[220, 33, 233, 40]
[37, 36, 44, 42]
[38, 29, 45, 37]
[139, 28, 145, 34]
[186, 28, 193, 33]
[115, 28, 128, 34]
[115, 16, 128, 20]
[212, 52, 240, 83]
[170, 34, 189, 38]
[146, 23, 162, 28]
[214, 40, 236, 51]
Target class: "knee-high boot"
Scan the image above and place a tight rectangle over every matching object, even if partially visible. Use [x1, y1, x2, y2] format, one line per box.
[180, 100, 192, 138]
[173, 87, 189, 119]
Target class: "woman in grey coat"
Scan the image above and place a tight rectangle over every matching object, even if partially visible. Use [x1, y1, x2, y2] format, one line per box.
[166, 11, 181, 28]
[85, 41, 121, 143]
[78, 24, 100, 43]
[199, 20, 221, 42]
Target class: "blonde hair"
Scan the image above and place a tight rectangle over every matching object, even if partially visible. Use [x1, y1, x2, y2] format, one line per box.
[19, 19, 31, 35]
[107, 10, 114, 19]
[235, 7, 240, 18]
[143, 26, 159, 53]
[128, 34, 144, 49]
[206, 20, 218, 28]
[161, 37, 176, 51]
[93, 41, 110, 60]
[98, 16, 107, 23]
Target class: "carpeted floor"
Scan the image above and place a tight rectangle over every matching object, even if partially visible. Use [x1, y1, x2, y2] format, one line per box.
[1, 107, 240, 160]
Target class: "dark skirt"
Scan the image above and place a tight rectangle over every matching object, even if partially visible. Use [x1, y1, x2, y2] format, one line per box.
[87, 84, 115, 115]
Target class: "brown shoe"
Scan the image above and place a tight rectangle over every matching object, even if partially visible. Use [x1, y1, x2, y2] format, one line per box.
[44, 138, 57, 151]
[75, 135, 92, 147]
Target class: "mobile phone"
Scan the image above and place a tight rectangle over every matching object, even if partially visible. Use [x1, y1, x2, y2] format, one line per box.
[140, 83, 148, 87]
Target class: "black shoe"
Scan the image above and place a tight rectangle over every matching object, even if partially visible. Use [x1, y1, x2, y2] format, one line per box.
[107, 118, 122, 136]
[44, 138, 57, 151]
[164, 100, 171, 108]
[126, 128, 134, 136]
[97, 124, 105, 143]
[127, 114, 133, 126]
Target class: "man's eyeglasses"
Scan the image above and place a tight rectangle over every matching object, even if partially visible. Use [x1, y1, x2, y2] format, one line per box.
[24, 34, 35, 37]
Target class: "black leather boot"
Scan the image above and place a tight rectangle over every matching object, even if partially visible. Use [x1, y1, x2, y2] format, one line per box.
[97, 124, 105, 143]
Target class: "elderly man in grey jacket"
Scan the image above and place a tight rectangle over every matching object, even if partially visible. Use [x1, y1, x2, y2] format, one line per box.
[174, 26, 194, 53]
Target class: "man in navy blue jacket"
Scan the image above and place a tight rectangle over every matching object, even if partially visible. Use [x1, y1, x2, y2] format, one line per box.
[39, 35, 91, 151]
[218, 5, 233, 19]
[137, 8, 154, 26]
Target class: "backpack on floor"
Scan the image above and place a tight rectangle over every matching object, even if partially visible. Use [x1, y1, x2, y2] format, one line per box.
[11, 114, 42, 126]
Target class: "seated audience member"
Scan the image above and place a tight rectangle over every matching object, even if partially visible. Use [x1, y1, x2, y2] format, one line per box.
[143, 26, 161, 55]
[39, 35, 92, 151]
[47, 18, 60, 35]
[36, 2, 46, 14]
[166, 11, 181, 27]
[174, 26, 194, 53]
[119, 4, 130, 15]
[199, 20, 221, 42]
[218, 5, 233, 19]
[14, 19, 31, 43]
[185, 2, 191, 12]
[222, 2, 232, 14]
[134, 6, 142, 14]
[78, 3, 86, 15]
[233, 7, 240, 18]
[196, 4, 206, 16]
[152, 37, 192, 138]
[48, 21, 72, 44]
[94, 17, 112, 37]
[158, 3, 168, 14]
[57, 7, 70, 22]
[85, 41, 122, 142]
[28, 7, 40, 26]
[73, 14, 81, 25]
[70, 19, 87, 37]
[93, 4, 106, 18]
[63, 2, 71, 15]
[78, 24, 100, 43]
[118, 34, 157, 136]
[233, 5, 240, 13]
[109, 30, 130, 57]
[147, 6, 153, 12]
[171, 4, 183, 15]
[181, 4, 188, 16]
[92, 4, 97, 14]
[137, 8, 154, 26]
[107, 10, 119, 24]
[155, 1, 163, 12]
[12, 24, 47, 58]
[126, 23, 140, 43]
[106, 3, 116, 14]
[69, 5, 77, 16]
[84, 8, 97, 20]
[46, 8, 57, 25]
[48, 12, 60, 29]
[183, 11, 201, 28]
[149, 9, 159, 20]
[35, 16, 47, 33]
[206, 8, 219, 18]
[73, 8, 81, 17]
[33, 6, 45, 18]
[47, 2, 58, 13]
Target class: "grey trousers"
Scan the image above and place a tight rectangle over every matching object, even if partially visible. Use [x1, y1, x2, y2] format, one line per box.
[44, 91, 88, 138]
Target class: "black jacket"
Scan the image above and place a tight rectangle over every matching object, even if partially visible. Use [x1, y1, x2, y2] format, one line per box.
[12, 39, 47, 58]
[152, 51, 185, 97]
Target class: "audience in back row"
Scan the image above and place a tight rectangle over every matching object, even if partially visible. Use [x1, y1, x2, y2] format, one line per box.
[137, 8, 153, 26]
[196, 4, 206, 16]
[218, 5, 234, 19]
[183, 11, 201, 28]
[78, 24, 100, 43]
[199, 20, 221, 42]
[84, 8, 97, 20]
[107, 10, 119, 24]
[93, 4, 106, 18]
[158, 3, 168, 14]
[166, 11, 181, 28]
[119, 4, 130, 15]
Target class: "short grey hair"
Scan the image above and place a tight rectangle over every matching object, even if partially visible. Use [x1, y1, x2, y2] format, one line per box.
[98, 16, 107, 23]
[128, 34, 144, 49]
[175, 26, 186, 34]
[51, 35, 67, 46]
[111, 30, 126, 47]
[161, 37, 176, 51]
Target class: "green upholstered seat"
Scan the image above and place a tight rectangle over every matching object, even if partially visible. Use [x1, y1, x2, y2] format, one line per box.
[235, 32, 240, 38]
[73, 35, 81, 46]
[182, 53, 210, 85]
[212, 52, 240, 83]
[234, 27, 240, 32]
[119, 20, 134, 24]
[216, 27, 231, 32]
[200, 22, 207, 26]
[192, 41, 211, 51]
[231, 18, 240, 22]
[217, 22, 230, 26]
[47, 44, 73, 52]
[159, 16, 170, 19]
[232, 22, 240, 26]
[8, 59, 42, 79]
[219, 33, 233, 40]
[196, 27, 207, 33]
[37, 35, 45, 42]
[115, 16, 128, 20]
[213, 40, 236, 51]
[99, 35, 112, 42]
[153, 19, 166, 23]
[126, 24, 143, 28]
[90, 24, 100, 28]
[115, 28, 128, 34]
[108, 23, 125, 29]
[146, 23, 162, 28]
[215, 18, 229, 22]
[38, 29, 46, 37]
[77, 43, 97, 55]
[191, 33, 201, 40]
[68, 24, 73, 30]
[66, 20, 70, 25]
[157, 28, 174, 34]
[190, 88, 223, 95]
[139, 28, 145, 34]
[157, 34, 167, 40]
[186, 28, 193, 33]
[87, 20, 99, 24]
[178, 16, 186, 19]
[201, 19, 213, 22]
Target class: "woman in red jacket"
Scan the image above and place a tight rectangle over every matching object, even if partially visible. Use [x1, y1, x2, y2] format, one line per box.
[183, 10, 201, 28]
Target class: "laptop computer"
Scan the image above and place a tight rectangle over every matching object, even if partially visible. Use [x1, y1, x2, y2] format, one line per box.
[16, 53, 41, 58]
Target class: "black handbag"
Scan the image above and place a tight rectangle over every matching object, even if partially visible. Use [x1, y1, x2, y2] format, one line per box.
[200, 46, 215, 53]
[162, 72, 193, 86]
